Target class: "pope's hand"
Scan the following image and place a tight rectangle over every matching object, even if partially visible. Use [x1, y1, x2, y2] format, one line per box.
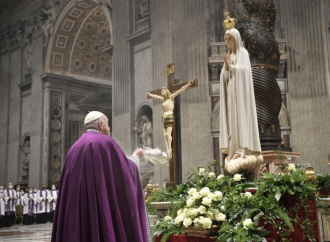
[189, 79, 194, 85]
[134, 148, 144, 159]
[146, 92, 150, 98]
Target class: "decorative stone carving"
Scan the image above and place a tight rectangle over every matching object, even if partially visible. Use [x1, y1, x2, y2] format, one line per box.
[20, 136, 30, 181]
[139, 0, 150, 19]
[134, 115, 153, 148]
[49, 91, 62, 185]
[47, 2, 112, 80]
[0, 21, 24, 51]
[24, 33, 33, 77]
[41, 0, 59, 46]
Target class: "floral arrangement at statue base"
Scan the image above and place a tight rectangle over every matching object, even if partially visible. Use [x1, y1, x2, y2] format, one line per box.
[152, 161, 320, 242]
[183, 225, 219, 238]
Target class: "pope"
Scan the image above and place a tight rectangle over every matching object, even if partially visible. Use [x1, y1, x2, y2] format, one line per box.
[51, 111, 150, 242]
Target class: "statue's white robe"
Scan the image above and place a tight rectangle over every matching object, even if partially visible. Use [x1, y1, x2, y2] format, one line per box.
[219, 29, 261, 162]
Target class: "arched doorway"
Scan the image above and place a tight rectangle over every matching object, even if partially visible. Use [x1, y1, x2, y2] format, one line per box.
[41, 0, 113, 186]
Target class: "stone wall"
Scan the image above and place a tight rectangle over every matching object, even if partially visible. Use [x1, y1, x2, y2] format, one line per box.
[274, 0, 330, 173]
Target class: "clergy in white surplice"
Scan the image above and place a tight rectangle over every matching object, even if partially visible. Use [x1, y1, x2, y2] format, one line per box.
[3, 182, 17, 227]
[0, 186, 5, 228]
[15, 185, 24, 209]
[23, 187, 37, 225]
[36, 184, 50, 224]
[48, 184, 58, 222]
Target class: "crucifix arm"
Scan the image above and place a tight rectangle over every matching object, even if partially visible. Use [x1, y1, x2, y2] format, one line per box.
[170, 79, 194, 99]
[146, 92, 164, 101]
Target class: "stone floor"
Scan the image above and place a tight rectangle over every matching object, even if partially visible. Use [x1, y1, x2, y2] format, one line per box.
[0, 223, 52, 242]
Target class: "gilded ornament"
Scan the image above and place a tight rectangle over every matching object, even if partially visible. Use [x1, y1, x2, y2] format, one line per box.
[305, 167, 317, 181]
[51, 131, 61, 142]
[222, 11, 237, 30]
[165, 66, 174, 76]
[51, 158, 60, 169]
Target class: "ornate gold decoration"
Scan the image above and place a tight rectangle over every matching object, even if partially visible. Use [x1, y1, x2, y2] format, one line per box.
[305, 167, 317, 181]
[51, 131, 61, 142]
[212, 46, 217, 54]
[165, 65, 174, 76]
[50, 159, 60, 169]
[222, 11, 237, 30]
[144, 180, 154, 202]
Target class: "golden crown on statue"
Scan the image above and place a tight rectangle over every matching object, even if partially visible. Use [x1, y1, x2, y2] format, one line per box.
[222, 11, 237, 30]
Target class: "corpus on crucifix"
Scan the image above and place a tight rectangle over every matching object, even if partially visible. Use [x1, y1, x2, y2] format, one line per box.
[146, 63, 198, 186]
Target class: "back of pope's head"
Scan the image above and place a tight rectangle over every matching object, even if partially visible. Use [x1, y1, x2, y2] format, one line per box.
[84, 111, 104, 124]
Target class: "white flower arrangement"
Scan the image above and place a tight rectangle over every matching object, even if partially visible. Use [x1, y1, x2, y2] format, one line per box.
[174, 186, 226, 229]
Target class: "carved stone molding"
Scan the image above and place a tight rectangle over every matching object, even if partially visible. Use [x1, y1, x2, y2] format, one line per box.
[46, 2, 112, 81]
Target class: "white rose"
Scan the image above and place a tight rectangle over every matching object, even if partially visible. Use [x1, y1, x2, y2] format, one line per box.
[198, 205, 206, 214]
[183, 208, 188, 214]
[177, 209, 183, 216]
[215, 212, 226, 221]
[192, 191, 201, 200]
[164, 215, 172, 222]
[199, 187, 211, 196]
[201, 217, 212, 229]
[208, 172, 216, 179]
[207, 192, 215, 200]
[183, 217, 193, 227]
[199, 167, 205, 175]
[243, 218, 253, 229]
[233, 174, 242, 181]
[221, 205, 225, 210]
[189, 208, 199, 218]
[174, 214, 185, 224]
[288, 163, 296, 171]
[217, 174, 225, 180]
[206, 211, 214, 219]
[193, 218, 199, 224]
[244, 192, 252, 199]
[188, 188, 198, 195]
[213, 191, 223, 201]
[186, 198, 195, 207]
[201, 197, 212, 206]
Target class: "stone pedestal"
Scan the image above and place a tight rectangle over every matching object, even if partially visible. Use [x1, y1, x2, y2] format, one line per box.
[259, 150, 301, 175]
[150, 202, 172, 217]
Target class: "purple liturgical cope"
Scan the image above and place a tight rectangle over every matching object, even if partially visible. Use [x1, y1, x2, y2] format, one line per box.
[51, 131, 149, 242]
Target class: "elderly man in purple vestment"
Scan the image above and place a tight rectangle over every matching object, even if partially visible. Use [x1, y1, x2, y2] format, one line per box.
[51, 111, 151, 242]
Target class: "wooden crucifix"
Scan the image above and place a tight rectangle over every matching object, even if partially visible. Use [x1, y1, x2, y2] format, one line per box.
[146, 63, 198, 187]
